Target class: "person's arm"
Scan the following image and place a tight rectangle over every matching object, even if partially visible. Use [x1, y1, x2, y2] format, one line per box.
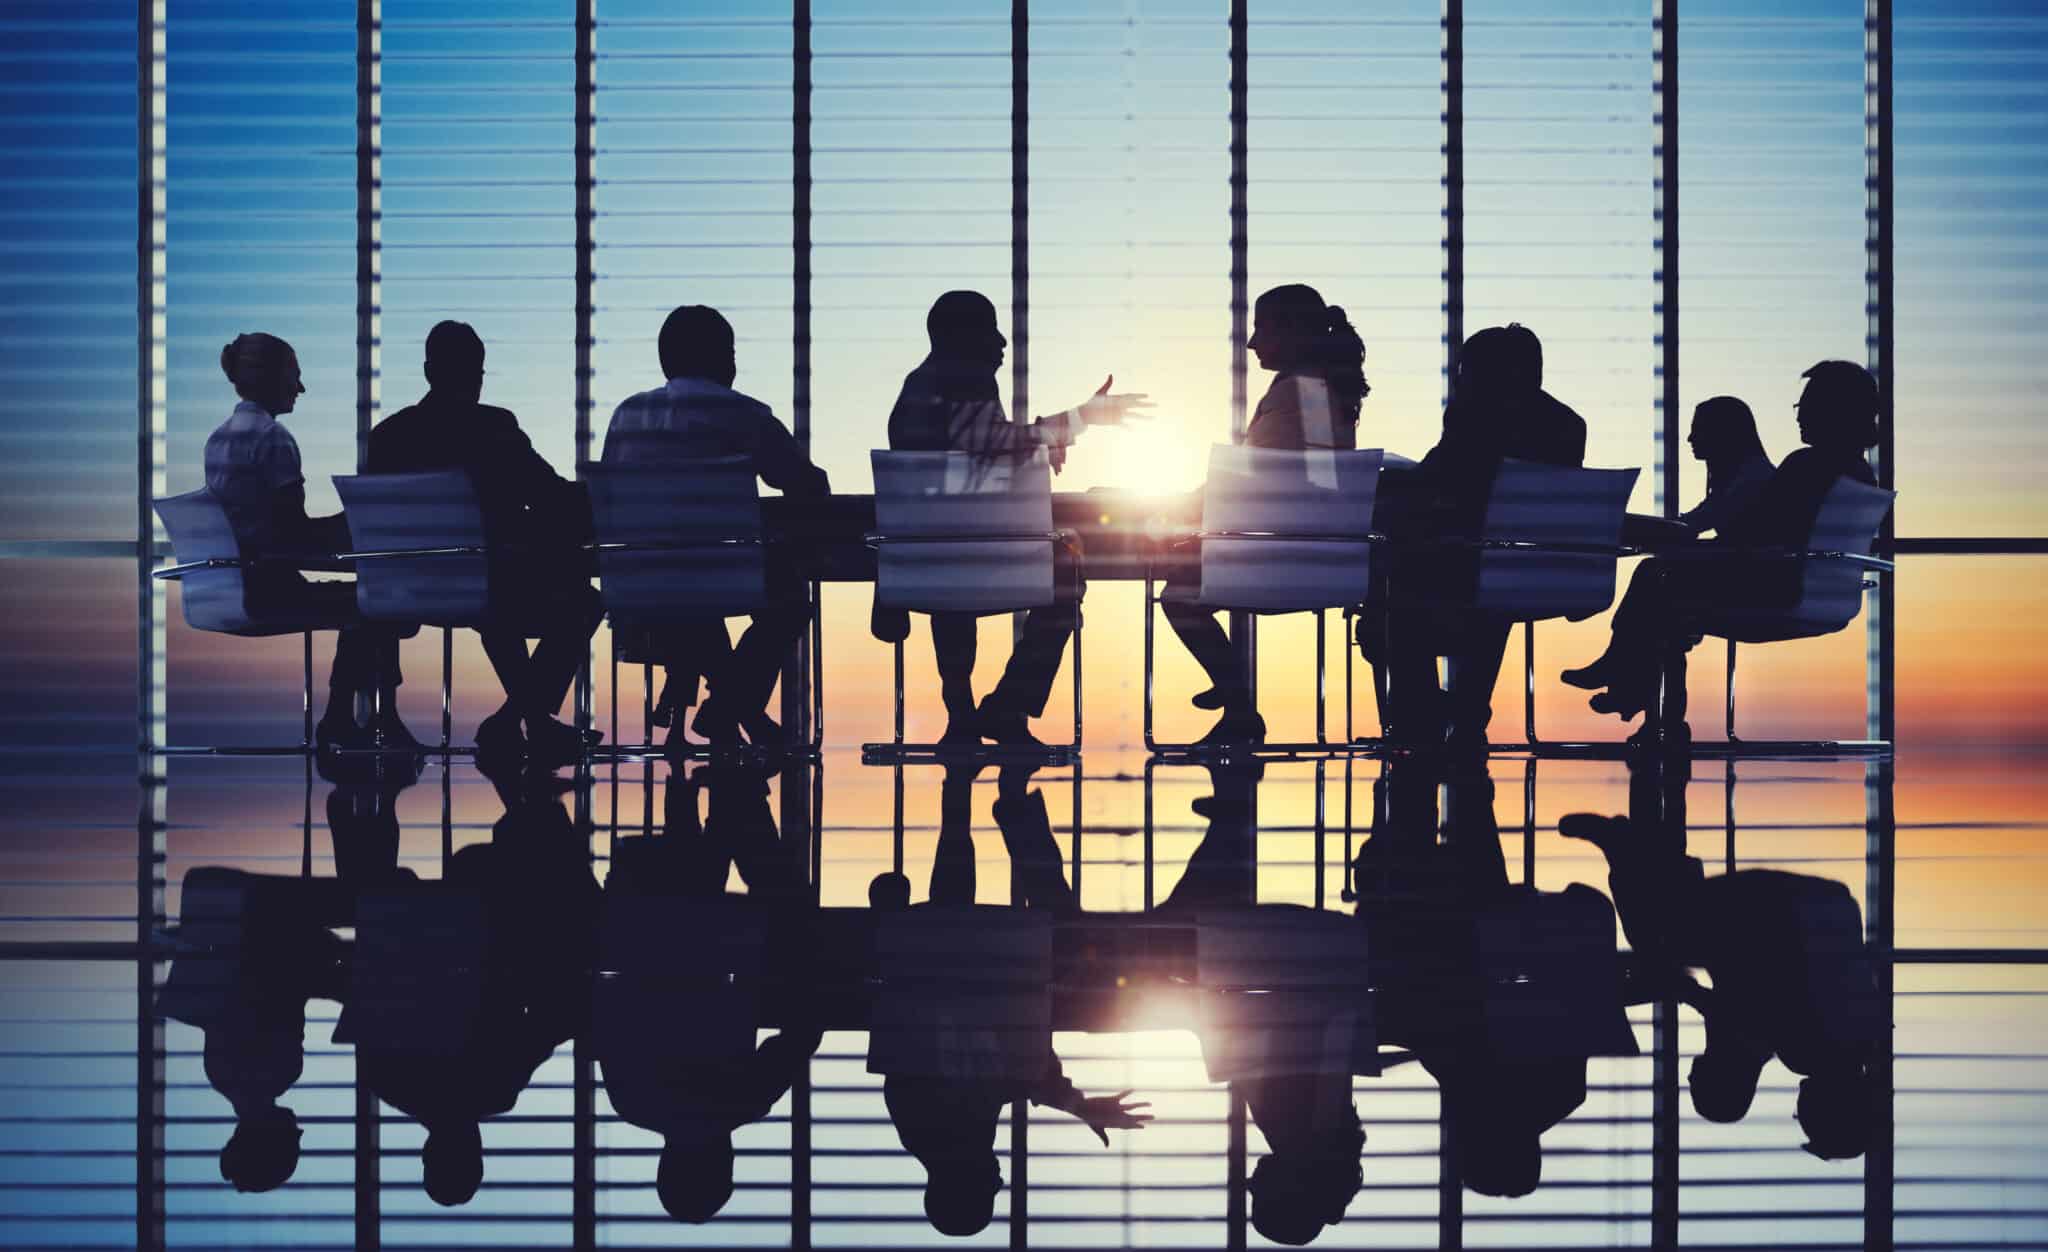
[730, 1028, 823, 1127]
[258, 427, 343, 553]
[752, 411, 831, 498]
[1026, 1052, 1152, 1145]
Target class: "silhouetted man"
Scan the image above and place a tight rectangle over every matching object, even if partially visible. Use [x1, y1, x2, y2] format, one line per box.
[206, 331, 416, 751]
[1562, 757, 1881, 1160]
[603, 305, 832, 747]
[1370, 324, 1588, 751]
[884, 289, 1149, 746]
[596, 764, 819, 1224]
[368, 322, 602, 766]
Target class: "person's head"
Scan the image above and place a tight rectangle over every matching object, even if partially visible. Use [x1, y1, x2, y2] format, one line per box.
[868, 870, 912, 911]
[1687, 395, 1764, 471]
[1796, 1068, 1872, 1160]
[220, 332, 304, 415]
[422, 1121, 485, 1207]
[1456, 324, 1543, 405]
[424, 320, 487, 408]
[1250, 283, 1370, 424]
[1248, 1146, 1364, 1245]
[1688, 1047, 1768, 1123]
[924, 290, 1005, 373]
[922, 1156, 1002, 1237]
[657, 1135, 737, 1223]
[658, 304, 737, 387]
[1459, 1129, 1542, 1198]
[218, 1105, 303, 1193]
[1794, 360, 1879, 452]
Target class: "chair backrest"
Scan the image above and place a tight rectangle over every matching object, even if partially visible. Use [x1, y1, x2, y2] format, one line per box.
[587, 460, 766, 621]
[1792, 477, 1895, 628]
[1472, 461, 1639, 621]
[1198, 445, 1382, 611]
[871, 450, 1056, 613]
[334, 471, 490, 626]
[153, 488, 251, 633]
[1193, 908, 1376, 1081]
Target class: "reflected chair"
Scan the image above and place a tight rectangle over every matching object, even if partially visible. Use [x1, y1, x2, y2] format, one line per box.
[867, 906, 1053, 1080]
[1143, 445, 1385, 755]
[865, 449, 1080, 761]
[586, 460, 821, 757]
[151, 487, 351, 755]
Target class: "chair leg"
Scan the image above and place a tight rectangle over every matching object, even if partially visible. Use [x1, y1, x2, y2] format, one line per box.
[441, 627, 453, 751]
[1071, 606, 1084, 750]
[1344, 609, 1355, 745]
[893, 637, 906, 746]
[1523, 619, 1539, 745]
[1315, 609, 1328, 745]
[811, 580, 825, 749]
[1143, 578, 1158, 751]
[643, 660, 653, 745]
[302, 631, 314, 748]
[1724, 638, 1738, 741]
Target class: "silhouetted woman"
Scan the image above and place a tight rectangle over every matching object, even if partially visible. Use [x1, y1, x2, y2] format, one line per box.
[1676, 396, 1773, 537]
[1162, 284, 1369, 744]
[1564, 362, 1882, 728]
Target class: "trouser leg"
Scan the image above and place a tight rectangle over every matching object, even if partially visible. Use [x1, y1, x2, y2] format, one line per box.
[1379, 610, 1446, 742]
[1446, 618, 1511, 740]
[521, 584, 604, 720]
[928, 611, 979, 724]
[1162, 600, 1251, 713]
[719, 605, 805, 719]
[991, 785, 1076, 913]
[479, 629, 531, 711]
[987, 599, 1077, 719]
[929, 765, 977, 906]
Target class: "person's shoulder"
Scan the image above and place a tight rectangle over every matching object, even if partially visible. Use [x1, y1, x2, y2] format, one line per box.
[476, 404, 523, 432]
[1539, 389, 1588, 431]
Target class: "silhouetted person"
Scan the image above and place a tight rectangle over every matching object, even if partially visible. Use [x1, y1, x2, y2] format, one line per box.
[1561, 758, 1881, 1159]
[883, 289, 1150, 746]
[157, 867, 353, 1194]
[596, 763, 819, 1224]
[205, 332, 416, 751]
[1676, 396, 1774, 536]
[604, 305, 832, 748]
[1366, 324, 1587, 752]
[368, 321, 603, 766]
[1160, 284, 1370, 745]
[1158, 759, 1368, 1245]
[1355, 762, 1632, 1198]
[1563, 361, 1883, 732]
[351, 767, 600, 1206]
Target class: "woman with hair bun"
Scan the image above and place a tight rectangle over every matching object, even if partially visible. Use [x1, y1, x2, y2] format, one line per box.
[1159, 283, 1373, 745]
[204, 332, 415, 751]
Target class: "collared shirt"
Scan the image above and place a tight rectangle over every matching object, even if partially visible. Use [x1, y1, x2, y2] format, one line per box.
[887, 354, 1073, 455]
[602, 376, 829, 497]
[204, 400, 308, 555]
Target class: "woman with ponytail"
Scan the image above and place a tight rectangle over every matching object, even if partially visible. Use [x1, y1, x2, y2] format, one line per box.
[1160, 284, 1373, 745]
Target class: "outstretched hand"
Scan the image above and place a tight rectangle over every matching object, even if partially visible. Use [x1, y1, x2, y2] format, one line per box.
[1073, 1090, 1153, 1146]
[1077, 375, 1154, 427]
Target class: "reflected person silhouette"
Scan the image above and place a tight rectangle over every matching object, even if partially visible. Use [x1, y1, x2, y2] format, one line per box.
[344, 765, 601, 1206]
[595, 763, 820, 1224]
[881, 289, 1150, 747]
[1159, 760, 1369, 1246]
[205, 332, 416, 751]
[369, 322, 604, 766]
[1563, 361, 1884, 733]
[866, 767, 1149, 1238]
[1561, 756, 1881, 1159]
[603, 306, 833, 749]
[1158, 283, 1371, 746]
[157, 865, 354, 1194]
[1356, 760, 1634, 1197]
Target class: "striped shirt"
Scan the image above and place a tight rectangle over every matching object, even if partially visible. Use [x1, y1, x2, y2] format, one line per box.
[602, 376, 828, 496]
[204, 400, 310, 555]
[887, 354, 1073, 455]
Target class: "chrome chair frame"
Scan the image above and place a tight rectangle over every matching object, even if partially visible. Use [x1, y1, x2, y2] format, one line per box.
[862, 529, 1085, 765]
[1142, 529, 1388, 759]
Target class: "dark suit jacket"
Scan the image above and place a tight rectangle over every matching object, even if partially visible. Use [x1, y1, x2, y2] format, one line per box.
[368, 394, 590, 550]
[1719, 445, 1877, 550]
[1417, 387, 1589, 536]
